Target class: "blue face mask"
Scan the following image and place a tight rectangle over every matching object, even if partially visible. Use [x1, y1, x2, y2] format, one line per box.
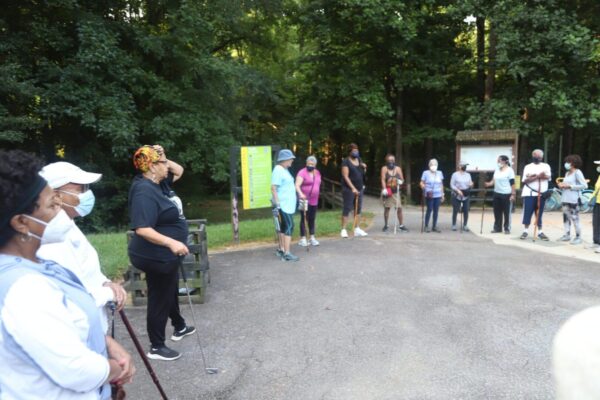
[351, 150, 360, 158]
[60, 189, 96, 217]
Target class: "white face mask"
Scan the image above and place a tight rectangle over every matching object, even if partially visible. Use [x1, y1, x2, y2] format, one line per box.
[23, 209, 74, 244]
[429, 165, 438, 172]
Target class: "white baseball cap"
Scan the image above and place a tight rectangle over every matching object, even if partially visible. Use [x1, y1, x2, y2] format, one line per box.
[39, 161, 102, 189]
[594, 160, 600, 165]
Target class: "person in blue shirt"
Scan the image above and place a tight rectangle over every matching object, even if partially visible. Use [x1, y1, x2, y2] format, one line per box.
[420, 159, 445, 232]
[271, 149, 299, 262]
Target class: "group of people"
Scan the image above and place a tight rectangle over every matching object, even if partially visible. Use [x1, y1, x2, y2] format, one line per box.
[0, 144, 207, 397]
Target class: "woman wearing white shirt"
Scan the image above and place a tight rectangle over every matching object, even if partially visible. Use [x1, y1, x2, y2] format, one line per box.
[0, 150, 135, 399]
[484, 155, 516, 234]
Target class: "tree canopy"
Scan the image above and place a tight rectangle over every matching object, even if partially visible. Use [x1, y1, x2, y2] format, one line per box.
[1, 0, 598, 229]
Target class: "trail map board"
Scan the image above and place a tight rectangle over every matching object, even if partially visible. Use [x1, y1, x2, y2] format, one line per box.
[241, 146, 272, 210]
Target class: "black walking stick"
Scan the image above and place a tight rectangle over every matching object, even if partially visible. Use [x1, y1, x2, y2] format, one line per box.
[352, 193, 359, 236]
[178, 258, 219, 374]
[480, 189, 487, 234]
[118, 309, 169, 400]
[420, 189, 425, 234]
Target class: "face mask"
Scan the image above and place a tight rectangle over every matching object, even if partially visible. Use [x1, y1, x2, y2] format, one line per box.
[60, 189, 96, 217]
[429, 165, 437, 172]
[596, 166, 600, 174]
[532, 157, 541, 164]
[387, 162, 395, 169]
[351, 151, 359, 158]
[306, 166, 315, 172]
[23, 209, 74, 244]
[564, 162, 571, 171]
[498, 163, 503, 169]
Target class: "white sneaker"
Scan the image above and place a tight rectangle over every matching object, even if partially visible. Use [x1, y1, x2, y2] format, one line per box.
[298, 237, 308, 247]
[341, 229, 348, 238]
[310, 237, 320, 246]
[354, 227, 368, 237]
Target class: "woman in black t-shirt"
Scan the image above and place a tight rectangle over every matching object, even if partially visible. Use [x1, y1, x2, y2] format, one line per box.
[340, 143, 368, 238]
[128, 145, 195, 361]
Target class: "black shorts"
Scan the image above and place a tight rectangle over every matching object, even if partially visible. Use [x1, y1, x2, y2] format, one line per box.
[342, 188, 363, 216]
[279, 210, 294, 236]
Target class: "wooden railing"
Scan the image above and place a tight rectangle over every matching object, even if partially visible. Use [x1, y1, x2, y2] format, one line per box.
[320, 177, 344, 208]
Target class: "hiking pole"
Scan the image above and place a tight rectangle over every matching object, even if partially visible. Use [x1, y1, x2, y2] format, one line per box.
[460, 197, 463, 234]
[109, 303, 126, 400]
[178, 257, 219, 374]
[533, 179, 541, 242]
[118, 309, 169, 400]
[352, 192, 359, 236]
[480, 189, 487, 234]
[394, 183, 399, 235]
[420, 190, 425, 234]
[272, 204, 283, 252]
[302, 200, 309, 252]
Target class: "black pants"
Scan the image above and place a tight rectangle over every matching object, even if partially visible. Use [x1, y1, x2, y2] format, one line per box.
[130, 255, 186, 348]
[451, 196, 470, 226]
[493, 192, 512, 232]
[593, 204, 600, 244]
[299, 205, 318, 236]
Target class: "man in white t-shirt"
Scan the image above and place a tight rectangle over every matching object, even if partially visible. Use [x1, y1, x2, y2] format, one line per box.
[520, 149, 552, 241]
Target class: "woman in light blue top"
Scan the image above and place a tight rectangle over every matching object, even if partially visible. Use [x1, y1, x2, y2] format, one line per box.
[484, 155, 516, 234]
[557, 154, 587, 244]
[420, 159, 445, 232]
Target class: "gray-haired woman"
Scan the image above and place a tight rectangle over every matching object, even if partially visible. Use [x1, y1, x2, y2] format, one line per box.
[295, 156, 322, 246]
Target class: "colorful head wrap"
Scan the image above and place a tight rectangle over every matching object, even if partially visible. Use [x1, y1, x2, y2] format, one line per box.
[133, 145, 160, 172]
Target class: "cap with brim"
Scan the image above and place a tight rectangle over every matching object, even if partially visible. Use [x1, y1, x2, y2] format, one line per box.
[277, 149, 296, 162]
[39, 161, 102, 189]
[594, 160, 600, 165]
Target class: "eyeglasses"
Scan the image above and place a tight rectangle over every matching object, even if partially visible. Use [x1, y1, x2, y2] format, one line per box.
[155, 160, 168, 165]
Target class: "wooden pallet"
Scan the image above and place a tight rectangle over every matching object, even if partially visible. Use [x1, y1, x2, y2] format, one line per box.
[126, 219, 210, 306]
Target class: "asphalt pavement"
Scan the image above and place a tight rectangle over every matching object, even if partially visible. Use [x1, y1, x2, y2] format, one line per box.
[117, 196, 600, 399]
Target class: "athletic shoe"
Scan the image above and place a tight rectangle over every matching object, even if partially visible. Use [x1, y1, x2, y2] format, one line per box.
[399, 225, 409, 232]
[595, 247, 600, 253]
[309, 237, 320, 246]
[382, 225, 389, 232]
[147, 346, 181, 361]
[504, 230, 510, 235]
[354, 227, 368, 237]
[298, 237, 308, 247]
[171, 326, 196, 341]
[341, 229, 348, 238]
[571, 237, 582, 245]
[432, 227, 441, 233]
[520, 232, 528, 240]
[490, 229, 502, 234]
[451, 225, 457, 231]
[585, 244, 600, 249]
[283, 252, 299, 262]
[558, 235, 571, 242]
[275, 249, 284, 257]
[425, 226, 431, 233]
[538, 232, 549, 241]
[463, 226, 470, 232]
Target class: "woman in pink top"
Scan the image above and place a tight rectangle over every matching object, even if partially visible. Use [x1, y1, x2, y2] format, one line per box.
[295, 156, 322, 246]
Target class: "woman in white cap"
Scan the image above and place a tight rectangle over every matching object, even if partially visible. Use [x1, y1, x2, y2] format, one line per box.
[420, 158, 445, 232]
[295, 155, 321, 247]
[272, 149, 299, 261]
[450, 161, 473, 231]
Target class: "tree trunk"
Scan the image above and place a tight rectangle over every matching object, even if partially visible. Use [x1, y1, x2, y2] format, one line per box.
[484, 22, 497, 103]
[476, 17, 486, 103]
[564, 123, 574, 156]
[394, 90, 403, 161]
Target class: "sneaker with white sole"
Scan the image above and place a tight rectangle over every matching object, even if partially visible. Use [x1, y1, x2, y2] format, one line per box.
[558, 234, 570, 242]
[298, 237, 308, 247]
[571, 237, 582, 245]
[283, 252, 299, 262]
[341, 229, 348, 238]
[171, 326, 196, 341]
[354, 227, 368, 237]
[147, 346, 181, 361]
[585, 243, 600, 249]
[309, 237, 320, 246]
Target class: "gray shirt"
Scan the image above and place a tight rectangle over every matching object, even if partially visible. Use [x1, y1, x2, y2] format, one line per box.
[561, 169, 587, 204]
[450, 171, 473, 200]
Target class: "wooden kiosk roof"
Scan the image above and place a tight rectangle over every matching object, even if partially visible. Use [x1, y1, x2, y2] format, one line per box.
[456, 129, 518, 143]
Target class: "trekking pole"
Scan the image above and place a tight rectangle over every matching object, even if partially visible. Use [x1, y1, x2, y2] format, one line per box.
[533, 179, 541, 242]
[108, 303, 126, 400]
[420, 190, 425, 234]
[302, 200, 309, 252]
[118, 309, 169, 400]
[460, 197, 463, 234]
[480, 189, 487, 234]
[394, 182, 400, 235]
[178, 257, 219, 374]
[351, 192, 359, 236]
[272, 204, 283, 251]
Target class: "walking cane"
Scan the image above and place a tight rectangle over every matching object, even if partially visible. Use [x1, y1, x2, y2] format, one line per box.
[394, 182, 400, 234]
[480, 189, 487, 234]
[302, 199, 309, 252]
[460, 197, 463, 234]
[420, 190, 425, 234]
[109, 303, 126, 400]
[272, 204, 283, 252]
[533, 179, 542, 242]
[352, 192, 359, 235]
[118, 310, 169, 400]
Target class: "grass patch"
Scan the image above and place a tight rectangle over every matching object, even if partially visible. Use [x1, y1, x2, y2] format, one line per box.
[89, 209, 373, 280]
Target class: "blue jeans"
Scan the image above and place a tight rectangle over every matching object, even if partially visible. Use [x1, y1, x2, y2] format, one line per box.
[425, 197, 442, 228]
